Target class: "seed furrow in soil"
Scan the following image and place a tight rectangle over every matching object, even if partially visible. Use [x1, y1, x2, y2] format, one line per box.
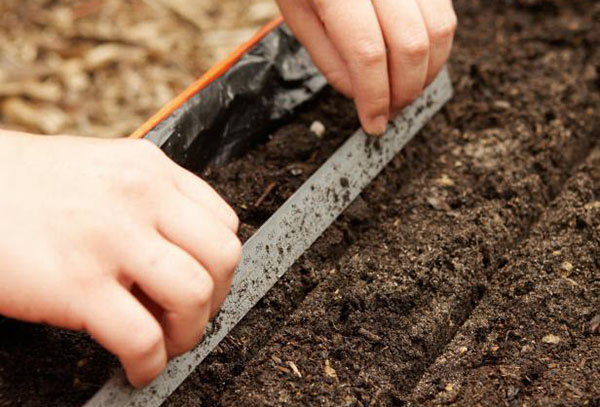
[213, 124, 595, 406]
[164, 93, 451, 406]
[0, 1, 597, 406]
[170, 1, 599, 405]
[408, 148, 599, 406]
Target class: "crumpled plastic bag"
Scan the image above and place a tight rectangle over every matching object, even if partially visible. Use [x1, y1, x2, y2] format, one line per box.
[144, 24, 327, 173]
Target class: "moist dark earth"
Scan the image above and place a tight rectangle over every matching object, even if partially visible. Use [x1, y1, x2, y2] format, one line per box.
[0, 0, 598, 406]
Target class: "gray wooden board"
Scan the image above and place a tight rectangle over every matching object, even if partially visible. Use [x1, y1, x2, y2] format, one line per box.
[84, 68, 453, 407]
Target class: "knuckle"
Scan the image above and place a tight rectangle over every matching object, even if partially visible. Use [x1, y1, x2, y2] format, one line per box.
[135, 138, 165, 159]
[354, 40, 386, 67]
[117, 168, 153, 196]
[429, 16, 458, 41]
[401, 31, 430, 59]
[109, 140, 168, 197]
[129, 140, 168, 173]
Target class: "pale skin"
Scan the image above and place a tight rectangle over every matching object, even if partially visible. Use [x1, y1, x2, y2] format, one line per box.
[0, 0, 456, 388]
[276, 0, 457, 135]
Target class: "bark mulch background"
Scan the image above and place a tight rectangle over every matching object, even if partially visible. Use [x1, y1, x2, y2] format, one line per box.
[0, 0, 278, 137]
[0, 0, 598, 406]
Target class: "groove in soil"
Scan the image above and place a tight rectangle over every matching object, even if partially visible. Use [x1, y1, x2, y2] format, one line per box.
[408, 149, 599, 406]
[0, 0, 597, 406]
[165, 0, 599, 405]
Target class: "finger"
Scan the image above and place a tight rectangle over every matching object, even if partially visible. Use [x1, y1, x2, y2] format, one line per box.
[171, 164, 239, 233]
[125, 236, 213, 357]
[157, 194, 242, 316]
[277, 0, 353, 97]
[416, 0, 457, 84]
[372, 0, 430, 113]
[132, 284, 164, 322]
[312, 0, 390, 135]
[84, 283, 167, 388]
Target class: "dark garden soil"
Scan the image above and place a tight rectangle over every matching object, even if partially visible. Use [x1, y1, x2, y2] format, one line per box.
[0, 0, 598, 406]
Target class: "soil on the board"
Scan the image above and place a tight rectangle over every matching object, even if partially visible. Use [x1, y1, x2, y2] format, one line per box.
[0, 0, 598, 406]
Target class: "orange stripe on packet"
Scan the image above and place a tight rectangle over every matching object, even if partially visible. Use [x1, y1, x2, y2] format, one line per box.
[130, 16, 284, 140]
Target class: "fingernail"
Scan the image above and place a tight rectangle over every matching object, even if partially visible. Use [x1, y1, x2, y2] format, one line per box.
[369, 115, 388, 137]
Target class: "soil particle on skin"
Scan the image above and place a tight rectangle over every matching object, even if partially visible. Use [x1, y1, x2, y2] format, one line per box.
[0, 0, 599, 406]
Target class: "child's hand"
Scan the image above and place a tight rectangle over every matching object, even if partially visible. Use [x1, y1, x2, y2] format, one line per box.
[0, 131, 241, 388]
[276, 0, 457, 135]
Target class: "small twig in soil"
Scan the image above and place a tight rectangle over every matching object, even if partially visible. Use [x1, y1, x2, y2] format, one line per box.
[254, 181, 276, 207]
[287, 361, 302, 378]
[358, 327, 382, 343]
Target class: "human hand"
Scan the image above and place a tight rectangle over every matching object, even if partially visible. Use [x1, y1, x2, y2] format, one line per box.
[275, 0, 457, 135]
[0, 131, 241, 387]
